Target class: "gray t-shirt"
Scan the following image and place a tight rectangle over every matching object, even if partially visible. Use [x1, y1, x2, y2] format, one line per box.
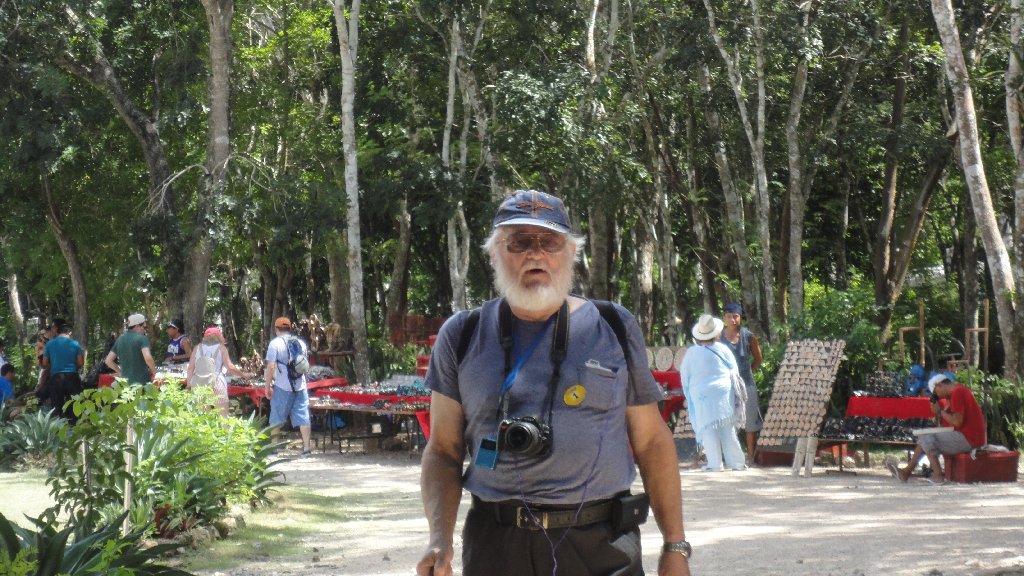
[426, 298, 662, 505]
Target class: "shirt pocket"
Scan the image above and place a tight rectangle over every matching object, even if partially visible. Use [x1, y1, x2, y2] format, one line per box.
[571, 363, 627, 412]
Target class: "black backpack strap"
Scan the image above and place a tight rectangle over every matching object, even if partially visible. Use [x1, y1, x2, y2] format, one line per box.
[593, 300, 631, 365]
[455, 308, 481, 366]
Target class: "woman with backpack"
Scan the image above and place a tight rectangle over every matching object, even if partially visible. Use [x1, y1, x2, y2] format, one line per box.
[186, 326, 254, 416]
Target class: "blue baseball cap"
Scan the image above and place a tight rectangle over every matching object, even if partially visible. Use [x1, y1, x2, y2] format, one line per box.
[723, 302, 743, 315]
[493, 190, 572, 234]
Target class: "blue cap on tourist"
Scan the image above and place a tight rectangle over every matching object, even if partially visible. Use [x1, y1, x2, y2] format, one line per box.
[723, 302, 743, 315]
[493, 190, 572, 234]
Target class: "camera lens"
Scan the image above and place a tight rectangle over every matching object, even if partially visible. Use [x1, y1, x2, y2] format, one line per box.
[506, 423, 536, 452]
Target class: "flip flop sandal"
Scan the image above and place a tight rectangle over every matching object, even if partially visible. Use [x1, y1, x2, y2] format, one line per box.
[886, 463, 905, 482]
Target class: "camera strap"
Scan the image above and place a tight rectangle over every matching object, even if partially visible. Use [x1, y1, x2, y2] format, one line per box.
[497, 299, 569, 423]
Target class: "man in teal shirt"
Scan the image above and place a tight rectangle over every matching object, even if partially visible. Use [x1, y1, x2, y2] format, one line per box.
[104, 313, 157, 385]
[42, 322, 85, 420]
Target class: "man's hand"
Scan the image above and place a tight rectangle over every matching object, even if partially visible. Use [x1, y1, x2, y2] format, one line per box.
[416, 546, 454, 576]
[658, 549, 692, 576]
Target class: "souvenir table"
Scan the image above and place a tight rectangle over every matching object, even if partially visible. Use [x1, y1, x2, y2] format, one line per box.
[98, 363, 188, 388]
[226, 377, 349, 405]
[813, 396, 934, 471]
[309, 383, 430, 451]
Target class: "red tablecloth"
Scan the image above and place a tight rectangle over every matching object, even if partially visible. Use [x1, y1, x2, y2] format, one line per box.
[845, 396, 934, 419]
[652, 371, 684, 422]
[311, 388, 431, 440]
[227, 377, 349, 405]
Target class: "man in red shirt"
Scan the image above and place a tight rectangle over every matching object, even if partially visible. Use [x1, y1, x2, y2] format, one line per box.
[890, 373, 986, 483]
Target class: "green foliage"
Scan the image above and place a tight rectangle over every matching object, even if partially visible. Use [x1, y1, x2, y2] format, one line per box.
[0, 510, 192, 576]
[367, 328, 422, 383]
[956, 369, 1024, 451]
[0, 409, 66, 468]
[46, 381, 281, 536]
[786, 276, 885, 414]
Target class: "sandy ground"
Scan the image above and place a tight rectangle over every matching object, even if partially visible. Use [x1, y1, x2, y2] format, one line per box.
[187, 443, 1024, 576]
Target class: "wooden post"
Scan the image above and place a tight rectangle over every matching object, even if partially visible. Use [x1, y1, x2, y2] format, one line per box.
[964, 299, 990, 371]
[123, 418, 135, 536]
[917, 299, 925, 367]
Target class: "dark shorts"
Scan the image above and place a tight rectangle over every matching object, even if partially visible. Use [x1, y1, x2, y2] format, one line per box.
[47, 371, 83, 422]
[463, 496, 644, 576]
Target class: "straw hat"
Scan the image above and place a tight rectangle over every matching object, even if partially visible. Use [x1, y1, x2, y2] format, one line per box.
[691, 314, 724, 341]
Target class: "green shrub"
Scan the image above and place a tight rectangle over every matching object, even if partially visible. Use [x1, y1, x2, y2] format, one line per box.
[782, 274, 885, 415]
[0, 510, 192, 576]
[0, 410, 66, 468]
[367, 330, 421, 382]
[956, 369, 1024, 451]
[46, 381, 281, 536]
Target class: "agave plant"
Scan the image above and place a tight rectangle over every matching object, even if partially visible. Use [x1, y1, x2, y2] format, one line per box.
[0, 410, 65, 468]
[0, 511, 193, 576]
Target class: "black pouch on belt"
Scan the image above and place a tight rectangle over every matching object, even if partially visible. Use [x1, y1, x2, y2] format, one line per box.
[610, 492, 650, 531]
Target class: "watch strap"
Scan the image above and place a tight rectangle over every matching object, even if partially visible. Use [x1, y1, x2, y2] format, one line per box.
[663, 540, 691, 558]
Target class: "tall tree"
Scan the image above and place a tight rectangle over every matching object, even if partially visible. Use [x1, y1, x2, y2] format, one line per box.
[42, 175, 89, 348]
[932, 0, 1019, 377]
[702, 0, 774, 333]
[330, 0, 371, 385]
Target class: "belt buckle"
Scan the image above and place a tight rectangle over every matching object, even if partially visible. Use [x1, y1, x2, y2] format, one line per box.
[515, 507, 548, 530]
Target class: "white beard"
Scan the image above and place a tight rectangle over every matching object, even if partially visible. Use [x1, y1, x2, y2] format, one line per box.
[493, 258, 572, 314]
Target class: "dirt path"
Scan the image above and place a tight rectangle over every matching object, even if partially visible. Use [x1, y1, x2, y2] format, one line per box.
[189, 447, 1024, 576]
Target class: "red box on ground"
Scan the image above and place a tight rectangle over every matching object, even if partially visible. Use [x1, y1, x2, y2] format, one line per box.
[944, 450, 1019, 483]
[755, 450, 795, 467]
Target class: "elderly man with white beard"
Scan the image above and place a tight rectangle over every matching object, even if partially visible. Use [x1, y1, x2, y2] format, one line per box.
[418, 190, 691, 576]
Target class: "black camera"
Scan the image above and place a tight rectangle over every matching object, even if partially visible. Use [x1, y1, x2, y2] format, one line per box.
[498, 416, 552, 457]
[929, 392, 940, 404]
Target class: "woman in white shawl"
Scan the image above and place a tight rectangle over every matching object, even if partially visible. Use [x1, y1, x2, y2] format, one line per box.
[679, 314, 747, 471]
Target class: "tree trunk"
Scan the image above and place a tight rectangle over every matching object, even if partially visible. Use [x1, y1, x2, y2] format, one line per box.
[784, 1, 813, 321]
[185, 0, 234, 340]
[589, 205, 612, 300]
[959, 194, 980, 367]
[42, 175, 89, 349]
[6, 273, 25, 344]
[326, 230, 350, 328]
[1006, 0, 1024, 375]
[834, 162, 851, 289]
[331, 0, 371, 385]
[387, 197, 412, 341]
[873, 21, 910, 345]
[696, 63, 760, 325]
[442, 17, 471, 312]
[933, 0, 1019, 377]
[304, 234, 316, 316]
[684, 113, 716, 316]
[703, 0, 772, 333]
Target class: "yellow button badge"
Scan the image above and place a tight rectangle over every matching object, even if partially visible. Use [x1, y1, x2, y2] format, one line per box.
[563, 384, 586, 406]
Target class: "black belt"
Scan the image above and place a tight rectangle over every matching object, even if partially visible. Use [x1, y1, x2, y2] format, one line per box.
[473, 495, 613, 531]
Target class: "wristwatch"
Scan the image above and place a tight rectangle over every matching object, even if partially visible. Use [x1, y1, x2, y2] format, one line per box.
[663, 541, 692, 559]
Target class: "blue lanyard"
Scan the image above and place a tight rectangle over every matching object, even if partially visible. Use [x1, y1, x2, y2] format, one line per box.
[498, 316, 554, 401]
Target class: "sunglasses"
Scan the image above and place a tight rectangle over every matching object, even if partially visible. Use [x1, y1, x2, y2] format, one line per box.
[505, 233, 567, 254]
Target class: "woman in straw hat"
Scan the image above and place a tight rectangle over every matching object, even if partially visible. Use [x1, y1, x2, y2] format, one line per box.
[678, 314, 747, 471]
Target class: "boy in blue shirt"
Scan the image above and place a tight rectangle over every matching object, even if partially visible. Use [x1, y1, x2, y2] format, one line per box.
[0, 364, 14, 407]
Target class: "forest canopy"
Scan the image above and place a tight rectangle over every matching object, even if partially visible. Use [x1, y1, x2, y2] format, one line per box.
[1, 0, 1022, 384]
